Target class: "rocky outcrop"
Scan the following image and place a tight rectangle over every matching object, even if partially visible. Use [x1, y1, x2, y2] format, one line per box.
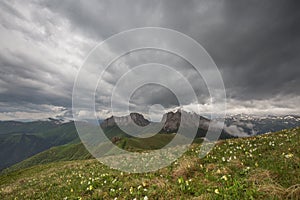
[100, 110, 210, 133]
[100, 112, 150, 128]
[100, 110, 235, 139]
[161, 110, 210, 133]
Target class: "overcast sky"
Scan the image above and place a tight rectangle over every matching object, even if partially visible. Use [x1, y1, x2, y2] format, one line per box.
[0, 0, 299, 121]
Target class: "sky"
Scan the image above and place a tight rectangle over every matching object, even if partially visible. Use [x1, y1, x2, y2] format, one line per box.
[0, 0, 299, 121]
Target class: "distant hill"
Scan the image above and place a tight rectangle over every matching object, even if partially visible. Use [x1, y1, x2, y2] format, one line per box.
[0, 119, 62, 135]
[0, 121, 79, 170]
[2, 143, 92, 174]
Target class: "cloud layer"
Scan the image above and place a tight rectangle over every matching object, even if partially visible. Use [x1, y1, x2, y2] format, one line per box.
[0, 0, 300, 120]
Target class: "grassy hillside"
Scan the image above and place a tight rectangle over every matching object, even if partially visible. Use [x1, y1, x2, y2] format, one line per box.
[3, 134, 204, 174]
[0, 120, 189, 171]
[0, 133, 52, 170]
[0, 128, 299, 199]
[0, 122, 79, 171]
[2, 143, 93, 174]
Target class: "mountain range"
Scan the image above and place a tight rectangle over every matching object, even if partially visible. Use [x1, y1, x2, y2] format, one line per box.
[224, 114, 300, 136]
[1, 110, 300, 171]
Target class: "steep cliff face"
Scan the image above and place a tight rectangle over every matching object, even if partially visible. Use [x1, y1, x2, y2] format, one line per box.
[161, 110, 210, 133]
[161, 111, 181, 132]
[100, 113, 150, 128]
[100, 110, 210, 133]
[99, 110, 235, 139]
[129, 113, 150, 126]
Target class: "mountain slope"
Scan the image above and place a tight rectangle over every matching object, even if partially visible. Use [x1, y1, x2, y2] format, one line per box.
[0, 121, 79, 171]
[2, 143, 93, 173]
[0, 127, 299, 199]
[0, 119, 62, 135]
[3, 134, 205, 173]
[0, 133, 52, 170]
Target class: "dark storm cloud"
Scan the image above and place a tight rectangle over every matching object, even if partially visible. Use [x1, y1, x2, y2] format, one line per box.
[211, 0, 300, 100]
[0, 0, 98, 120]
[95, 49, 210, 110]
[0, 48, 71, 108]
[0, 0, 300, 120]
[130, 84, 180, 109]
[42, 0, 300, 99]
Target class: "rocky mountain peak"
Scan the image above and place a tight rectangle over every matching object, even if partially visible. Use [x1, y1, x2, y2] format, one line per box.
[161, 109, 210, 133]
[100, 112, 150, 128]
